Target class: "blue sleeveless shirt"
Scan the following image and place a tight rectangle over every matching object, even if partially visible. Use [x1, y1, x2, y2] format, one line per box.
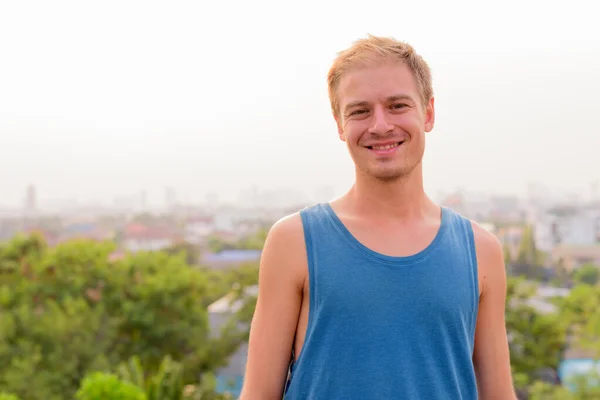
[283, 203, 479, 399]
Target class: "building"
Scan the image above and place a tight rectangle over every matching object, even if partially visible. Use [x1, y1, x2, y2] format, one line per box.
[534, 204, 600, 253]
[201, 249, 262, 270]
[121, 223, 178, 252]
[550, 244, 600, 271]
[184, 216, 214, 244]
[208, 285, 258, 396]
[559, 350, 600, 392]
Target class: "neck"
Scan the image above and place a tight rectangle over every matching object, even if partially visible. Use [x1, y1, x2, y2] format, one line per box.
[347, 163, 435, 220]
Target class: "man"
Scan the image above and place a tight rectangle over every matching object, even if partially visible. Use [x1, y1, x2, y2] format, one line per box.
[239, 35, 515, 399]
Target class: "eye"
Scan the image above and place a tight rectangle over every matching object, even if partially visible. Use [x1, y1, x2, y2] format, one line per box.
[349, 109, 368, 116]
[391, 103, 407, 110]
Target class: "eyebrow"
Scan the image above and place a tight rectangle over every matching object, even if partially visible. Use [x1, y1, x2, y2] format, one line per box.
[343, 94, 416, 114]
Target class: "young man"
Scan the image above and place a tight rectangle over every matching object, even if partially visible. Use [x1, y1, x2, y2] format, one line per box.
[240, 35, 516, 399]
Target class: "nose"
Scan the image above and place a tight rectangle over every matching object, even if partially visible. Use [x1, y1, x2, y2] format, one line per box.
[368, 105, 394, 135]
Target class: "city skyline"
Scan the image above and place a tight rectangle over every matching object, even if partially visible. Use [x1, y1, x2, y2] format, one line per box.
[1, 0, 599, 208]
[2, 180, 600, 214]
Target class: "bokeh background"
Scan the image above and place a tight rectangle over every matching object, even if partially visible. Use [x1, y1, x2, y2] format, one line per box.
[1, 0, 599, 399]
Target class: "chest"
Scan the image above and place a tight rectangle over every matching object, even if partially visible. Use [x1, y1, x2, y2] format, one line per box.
[310, 232, 479, 332]
[337, 217, 441, 258]
[320, 261, 475, 324]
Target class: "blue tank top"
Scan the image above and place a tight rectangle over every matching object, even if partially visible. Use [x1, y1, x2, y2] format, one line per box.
[283, 203, 479, 399]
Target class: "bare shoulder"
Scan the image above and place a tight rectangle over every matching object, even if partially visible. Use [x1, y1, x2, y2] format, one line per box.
[261, 212, 307, 288]
[266, 211, 304, 243]
[469, 220, 506, 297]
[470, 220, 503, 258]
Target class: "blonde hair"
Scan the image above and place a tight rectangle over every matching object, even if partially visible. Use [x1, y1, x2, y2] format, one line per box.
[327, 34, 433, 118]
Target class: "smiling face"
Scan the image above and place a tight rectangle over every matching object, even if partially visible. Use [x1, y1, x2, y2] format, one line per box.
[335, 62, 435, 182]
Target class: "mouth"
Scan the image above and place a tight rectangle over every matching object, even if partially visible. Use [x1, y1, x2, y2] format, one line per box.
[365, 141, 405, 155]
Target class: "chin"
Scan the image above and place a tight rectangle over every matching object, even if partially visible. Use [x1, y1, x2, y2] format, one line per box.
[366, 168, 408, 182]
[364, 161, 417, 181]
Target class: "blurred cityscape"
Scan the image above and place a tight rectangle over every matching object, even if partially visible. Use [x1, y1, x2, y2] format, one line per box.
[3, 182, 600, 270]
[1, 183, 600, 399]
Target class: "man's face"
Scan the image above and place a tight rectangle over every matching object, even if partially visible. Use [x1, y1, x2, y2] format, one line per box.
[335, 62, 435, 182]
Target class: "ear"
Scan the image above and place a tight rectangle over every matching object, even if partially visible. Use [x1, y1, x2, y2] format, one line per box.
[424, 96, 435, 133]
[335, 113, 346, 142]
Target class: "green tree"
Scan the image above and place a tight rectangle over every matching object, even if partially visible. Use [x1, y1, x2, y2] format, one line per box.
[0, 393, 22, 400]
[528, 371, 600, 399]
[164, 241, 202, 265]
[505, 277, 568, 390]
[75, 372, 146, 400]
[0, 235, 257, 399]
[572, 264, 600, 286]
[238, 228, 268, 250]
[503, 243, 513, 264]
[558, 284, 600, 357]
[553, 258, 571, 287]
[517, 225, 544, 266]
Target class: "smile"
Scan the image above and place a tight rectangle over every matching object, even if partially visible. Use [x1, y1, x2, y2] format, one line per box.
[365, 141, 405, 155]
[366, 142, 403, 150]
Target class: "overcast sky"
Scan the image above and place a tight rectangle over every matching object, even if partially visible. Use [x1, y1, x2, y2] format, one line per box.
[1, 0, 599, 208]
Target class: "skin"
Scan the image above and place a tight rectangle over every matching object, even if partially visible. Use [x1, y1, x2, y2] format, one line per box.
[240, 62, 515, 400]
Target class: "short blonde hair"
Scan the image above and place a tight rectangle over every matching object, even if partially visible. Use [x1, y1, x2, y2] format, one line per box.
[327, 34, 433, 118]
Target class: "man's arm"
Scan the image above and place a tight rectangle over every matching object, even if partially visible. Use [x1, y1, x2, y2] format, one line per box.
[471, 222, 517, 399]
[239, 214, 306, 400]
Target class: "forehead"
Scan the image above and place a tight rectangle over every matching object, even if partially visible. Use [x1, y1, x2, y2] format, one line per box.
[337, 63, 419, 107]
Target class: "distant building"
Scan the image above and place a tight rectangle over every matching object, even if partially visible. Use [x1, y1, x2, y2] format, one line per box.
[208, 285, 258, 397]
[24, 185, 37, 217]
[121, 223, 178, 252]
[201, 249, 262, 269]
[551, 244, 600, 271]
[559, 352, 600, 392]
[214, 209, 238, 232]
[527, 285, 570, 314]
[55, 223, 113, 244]
[535, 204, 600, 253]
[184, 216, 214, 244]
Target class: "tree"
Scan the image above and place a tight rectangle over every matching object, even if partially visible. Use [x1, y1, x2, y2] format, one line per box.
[505, 277, 568, 390]
[206, 227, 269, 253]
[558, 284, 600, 358]
[516, 225, 544, 266]
[572, 264, 600, 286]
[75, 373, 146, 400]
[503, 243, 513, 264]
[0, 235, 257, 399]
[522, 282, 600, 398]
[164, 241, 202, 265]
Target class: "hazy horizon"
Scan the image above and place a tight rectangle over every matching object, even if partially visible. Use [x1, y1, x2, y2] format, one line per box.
[1, 0, 599, 209]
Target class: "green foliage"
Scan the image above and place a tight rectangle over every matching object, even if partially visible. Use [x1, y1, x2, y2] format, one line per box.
[505, 275, 600, 396]
[0, 393, 22, 400]
[503, 243, 513, 264]
[207, 227, 268, 253]
[528, 380, 575, 399]
[118, 355, 184, 400]
[516, 225, 544, 266]
[529, 369, 600, 399]
[0, 234, 257, 400]
[572, 264, 600, 286]
[505, 277, 568, 388]
[116, 355, 234, 400]
[75, 372, 146, 400]
[558, 284, 600, 357]
[164, 242, 202, 265]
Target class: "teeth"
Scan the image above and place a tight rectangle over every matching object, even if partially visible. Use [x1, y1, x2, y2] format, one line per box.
[372, 143, 399, 150]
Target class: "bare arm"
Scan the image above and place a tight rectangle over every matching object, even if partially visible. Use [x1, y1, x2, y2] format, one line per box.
[239, 214, 306, 400]
[471, 222, 517, 400]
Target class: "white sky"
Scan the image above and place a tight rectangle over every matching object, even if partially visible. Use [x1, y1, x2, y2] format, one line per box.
[1, 0, 599, 207]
